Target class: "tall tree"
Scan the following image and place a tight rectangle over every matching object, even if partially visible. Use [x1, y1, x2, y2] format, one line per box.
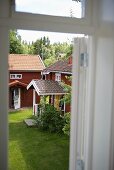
[10, 30, 25, 54]
[33, 36, 51, 60]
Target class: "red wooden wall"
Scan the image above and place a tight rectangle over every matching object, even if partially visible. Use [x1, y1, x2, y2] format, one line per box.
[9, 71, 41, 108]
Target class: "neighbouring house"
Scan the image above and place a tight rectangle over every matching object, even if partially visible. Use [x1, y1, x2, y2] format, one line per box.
[42, 56, 72, 85]
[27, 56, 72, 114]
[9, 54, 45, 109]
[27, 79, 66, 115]
[41, 56, 72, 112]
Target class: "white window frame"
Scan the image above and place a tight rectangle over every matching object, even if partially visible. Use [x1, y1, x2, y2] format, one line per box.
[55, 73, 61, 82]
[15, 0, 85, 19]
[10, 74, 22, 79]
[1, 1, 114, 170]
[9, 0, 92, 35]
[0, 1, 93, 169]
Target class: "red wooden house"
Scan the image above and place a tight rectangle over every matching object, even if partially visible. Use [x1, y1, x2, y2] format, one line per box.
[27, 57, 72, 114]
[42, 56, 72, 85]
[9, 54, 45, 109]
[41, 56, 72, 112]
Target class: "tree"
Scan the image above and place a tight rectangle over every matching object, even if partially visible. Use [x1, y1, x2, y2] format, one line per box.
[9, 30, 73, 66]
[33, 36, 50, 56]
[10, 30, 25, 54]
[61, 76, 72, 104]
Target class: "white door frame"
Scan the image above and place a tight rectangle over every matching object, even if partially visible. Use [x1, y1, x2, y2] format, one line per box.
[13, 88, 21, 109]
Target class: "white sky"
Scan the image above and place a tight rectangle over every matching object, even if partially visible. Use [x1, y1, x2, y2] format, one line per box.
[16, 0, 82, 44]
[16, 0, 81, 18]
[18, 30, 83, 44]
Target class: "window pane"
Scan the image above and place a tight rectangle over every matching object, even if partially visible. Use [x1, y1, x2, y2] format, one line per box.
[15, 0, 84, 18]
[10, 74, 16, 79]
[16, 74, 22, 79]
[10, 74, 22, 79]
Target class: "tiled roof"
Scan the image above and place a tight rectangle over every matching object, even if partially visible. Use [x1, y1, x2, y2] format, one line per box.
[9, 80, 27, 87]
[43, 57, 72, 74]
[9, 54, 45, 71]
[27, 79, 66, 95]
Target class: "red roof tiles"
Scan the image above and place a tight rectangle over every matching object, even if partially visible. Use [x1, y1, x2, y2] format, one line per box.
[9, 54, 45, 71]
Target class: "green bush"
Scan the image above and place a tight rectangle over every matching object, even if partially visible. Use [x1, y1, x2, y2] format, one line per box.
[62, 112, 70, 136]
[37, 104, 65, 133]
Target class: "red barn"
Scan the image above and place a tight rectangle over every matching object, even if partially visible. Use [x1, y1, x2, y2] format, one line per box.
[9, 54, 45, 109]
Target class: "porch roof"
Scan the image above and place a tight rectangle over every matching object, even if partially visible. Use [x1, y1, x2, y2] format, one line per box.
[27, 79, 66, 96]
[9, 80, 27, 88]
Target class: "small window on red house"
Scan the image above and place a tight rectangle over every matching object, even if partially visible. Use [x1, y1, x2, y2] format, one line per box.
[10, 74, 22, 79]
[55, 73, 61, 82]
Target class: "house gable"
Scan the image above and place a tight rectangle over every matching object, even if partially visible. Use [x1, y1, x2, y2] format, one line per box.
[42, 56, 72, 75]
[9, 54, 44, 108]
[42, 56, 72, 85]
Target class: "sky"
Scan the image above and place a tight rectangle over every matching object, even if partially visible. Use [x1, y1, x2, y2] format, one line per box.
[18, 30, 83, 44]
[16, 0, 81, 18]
[16, 0, 82, 44]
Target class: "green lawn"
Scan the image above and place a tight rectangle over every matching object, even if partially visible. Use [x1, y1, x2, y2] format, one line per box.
[9, 109, 69, 170]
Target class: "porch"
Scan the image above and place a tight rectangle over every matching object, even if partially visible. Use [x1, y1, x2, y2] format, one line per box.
[9, 80, 27, 109]
[27, 79, 67, 115]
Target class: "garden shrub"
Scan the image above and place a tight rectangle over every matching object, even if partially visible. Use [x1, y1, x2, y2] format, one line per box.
[37, 104, 65, 133]
[62, 112, 70, 136]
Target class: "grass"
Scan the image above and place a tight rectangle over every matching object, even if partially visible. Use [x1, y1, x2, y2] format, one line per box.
[9, 109, 69, 170]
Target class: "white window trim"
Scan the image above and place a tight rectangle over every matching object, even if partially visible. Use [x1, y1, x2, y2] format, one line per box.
[15, 0, 84, 19]
[1, 1, 114, 170]
[55, 73, 61, 82]
[7, 0, 93, 35]
[10, 74, 22, 79]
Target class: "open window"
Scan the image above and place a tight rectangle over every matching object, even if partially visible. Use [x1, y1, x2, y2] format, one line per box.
[15, 0, 84, 18]
[2, 0, 94, 169]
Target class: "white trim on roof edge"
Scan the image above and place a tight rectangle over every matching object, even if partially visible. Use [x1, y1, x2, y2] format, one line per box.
[38, 93, 66, 96]
[42, 71, 72, 75]
[38, 55, 46, 69]
[27, 79, 66, 96]
[27, 80, 40, 95]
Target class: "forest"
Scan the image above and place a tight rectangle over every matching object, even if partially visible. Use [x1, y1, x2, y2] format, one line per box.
[10, 30, 73, 66]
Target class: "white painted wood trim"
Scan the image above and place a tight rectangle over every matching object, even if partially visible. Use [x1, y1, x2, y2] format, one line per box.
[108, 39, 114, 170]
[18, 88, 21, 108]
[0, 26, 9, 170]
[33, 89, 36, 115]
[69, 38, 80, 170]
[84, 36, 97, 170]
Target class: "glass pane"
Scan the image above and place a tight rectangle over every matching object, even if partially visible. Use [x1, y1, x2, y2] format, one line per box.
[15, 0, 84, 18]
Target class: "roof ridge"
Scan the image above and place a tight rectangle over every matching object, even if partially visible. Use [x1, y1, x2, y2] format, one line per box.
[9, 54, 40, 56]
[9, 54, 45, 71]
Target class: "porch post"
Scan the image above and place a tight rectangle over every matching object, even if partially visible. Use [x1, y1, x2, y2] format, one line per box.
[33, 89, 36, 115]
[18, 88, 21, 108]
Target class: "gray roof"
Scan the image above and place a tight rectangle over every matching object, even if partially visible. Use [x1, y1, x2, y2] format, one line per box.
[27, 79, 66, 95]
[43, 58, 72, 74]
